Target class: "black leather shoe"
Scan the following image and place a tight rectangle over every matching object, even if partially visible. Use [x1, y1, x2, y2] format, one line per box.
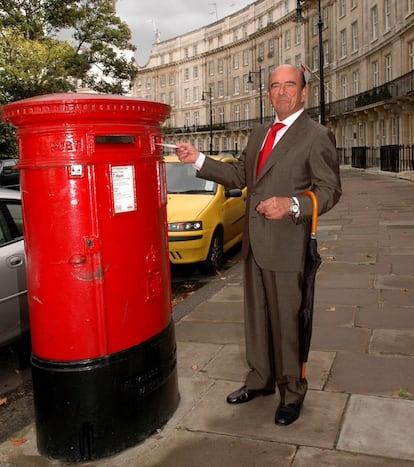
[226, 385, 275, 404]
[275, 403, 302, 426]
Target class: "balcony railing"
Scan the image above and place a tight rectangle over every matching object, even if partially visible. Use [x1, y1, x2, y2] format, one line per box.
[164, 70, 414, 135]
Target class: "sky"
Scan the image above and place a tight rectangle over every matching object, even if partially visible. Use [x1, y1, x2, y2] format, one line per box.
[115, 0, 253, 65]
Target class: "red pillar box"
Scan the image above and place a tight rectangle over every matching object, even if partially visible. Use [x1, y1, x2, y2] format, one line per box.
[2, 94, 179, 462]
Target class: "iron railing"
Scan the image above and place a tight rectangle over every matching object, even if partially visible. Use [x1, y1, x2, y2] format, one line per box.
[338, 145, 414, 172]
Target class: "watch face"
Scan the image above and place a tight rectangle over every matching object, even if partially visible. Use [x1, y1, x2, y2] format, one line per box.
[291, 203, 299, 214]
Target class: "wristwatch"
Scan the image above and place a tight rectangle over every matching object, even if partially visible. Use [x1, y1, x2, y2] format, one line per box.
[289, 197, 300, 217]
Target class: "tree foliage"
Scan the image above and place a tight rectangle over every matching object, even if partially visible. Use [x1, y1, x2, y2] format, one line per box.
[0, 0, 138, 156]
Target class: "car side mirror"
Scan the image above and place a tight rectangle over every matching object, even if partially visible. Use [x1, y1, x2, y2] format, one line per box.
[225, 188, 243, 198]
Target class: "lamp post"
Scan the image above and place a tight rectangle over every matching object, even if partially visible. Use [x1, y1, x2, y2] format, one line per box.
[295, 0, 326, 126]
[202, 88, 213, 154]
[248, 66, 264, 124]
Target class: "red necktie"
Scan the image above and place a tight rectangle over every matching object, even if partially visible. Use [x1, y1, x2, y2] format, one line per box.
[256, 122, 286, 176]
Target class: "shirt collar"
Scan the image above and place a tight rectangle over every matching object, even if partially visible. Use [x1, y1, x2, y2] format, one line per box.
[274, 108, 304, 128]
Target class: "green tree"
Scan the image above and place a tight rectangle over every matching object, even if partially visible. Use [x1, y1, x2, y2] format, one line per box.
[0, 0, 138, 156]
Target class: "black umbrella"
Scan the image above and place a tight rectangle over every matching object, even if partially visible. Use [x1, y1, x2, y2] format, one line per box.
[299, 190, 321, 381]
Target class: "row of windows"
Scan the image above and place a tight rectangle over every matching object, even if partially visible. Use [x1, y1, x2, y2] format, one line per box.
[180, 103, 276, 127]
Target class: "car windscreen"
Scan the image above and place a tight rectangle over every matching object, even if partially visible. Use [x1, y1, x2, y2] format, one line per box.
[0, 200, 23, 245]
[166, 162, 217, 194]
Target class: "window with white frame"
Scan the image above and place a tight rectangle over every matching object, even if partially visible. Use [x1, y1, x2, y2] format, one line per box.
[352, 70, 360, 95]
[219, 107, 225, 124]
[340, 29, 347, 58]
[184, 88, 190, 104]
[409, 40, 414, 70]
[351, 21, 359, 52]
[295, 25, 302, 45]
[233, 29, 239, 41]
[233, 52, 240, 69]
[385, 54, 392, 81]
[258, 16, 264, 29]
[323, 40, 329, 65]
[184, 68, 190, 81]
[233, 77, 240, 95]
[208, 61, 214, 75]
[323, 6, 329, 29]
[268, 39, 274, 56]
[193, 66, 199, 79]
[391, 118, 398, 144]
[185, 112, 190, 127]
[372, 61, 379, 87]
[312, 46, 319, 70]
[160, 93, 166, 104]
[218, 59, 224, 74]
[312, 15, 318, 35]
[380, 119, 386, 143]
[243, 74, 250, 92]
[184, 48, 189, 59]
[194, 111, 199, 127]
[243, 49, 249, 66]
[146, 77, 151, 89]
[339, 0, 346, 18]
[193, 87, 199, 103]
[384, 0, 391, 31]
[222, 137, 228, 151]
[234, 105, 240, 123]
[267, 11, 273, 25]
[193, 45, 198, 56]
[341, 75, 348, 98]
[243, 103, 249, 121]
[358, 122, 365, 145]
[169, 72, 175, 85]
[324, 81, 330, 104]
[258, 42, 265, 61]
[218, 80, 224, 97]
[371, 6, 378, 41]
[312, 86, 319, 107]
[284, 30, 291, 50]
[169, 91, 175, 106]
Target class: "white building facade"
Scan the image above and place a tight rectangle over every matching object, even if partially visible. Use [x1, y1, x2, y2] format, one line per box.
[133, 0, 414, 172]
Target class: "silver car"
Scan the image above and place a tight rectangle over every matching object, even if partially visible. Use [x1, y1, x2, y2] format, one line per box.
[0, 187, 28, 347]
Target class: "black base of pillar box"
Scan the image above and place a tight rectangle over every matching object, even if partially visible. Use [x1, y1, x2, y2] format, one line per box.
[31, 320, 179, 462]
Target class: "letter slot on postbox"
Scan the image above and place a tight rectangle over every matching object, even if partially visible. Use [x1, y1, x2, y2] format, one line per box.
[2, 94, 179, 462]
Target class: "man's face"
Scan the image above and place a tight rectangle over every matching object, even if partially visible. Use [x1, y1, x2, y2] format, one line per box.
[268, 66, 307, 121]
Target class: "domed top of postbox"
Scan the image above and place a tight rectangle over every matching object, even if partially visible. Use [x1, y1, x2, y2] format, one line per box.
[2, 93, 170, 128]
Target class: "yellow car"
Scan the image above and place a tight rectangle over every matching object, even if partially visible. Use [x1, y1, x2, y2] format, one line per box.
[165, 155, 247, 273]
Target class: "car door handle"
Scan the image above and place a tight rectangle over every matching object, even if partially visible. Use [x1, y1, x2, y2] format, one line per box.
[7, 255, 24, 268]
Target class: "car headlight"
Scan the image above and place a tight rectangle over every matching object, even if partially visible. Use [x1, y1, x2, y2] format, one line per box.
[168, 221, 203, 232]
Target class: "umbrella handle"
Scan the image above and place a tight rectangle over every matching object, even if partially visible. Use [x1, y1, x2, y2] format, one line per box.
[302, 190, 318, 236]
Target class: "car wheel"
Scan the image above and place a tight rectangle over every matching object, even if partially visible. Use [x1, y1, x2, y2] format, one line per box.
[202, 230, 224, 274]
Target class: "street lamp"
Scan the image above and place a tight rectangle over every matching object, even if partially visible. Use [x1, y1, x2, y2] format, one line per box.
[202, 88, 213, 154]
[295, 0, 326, 126]
[248, 66, 264, 124]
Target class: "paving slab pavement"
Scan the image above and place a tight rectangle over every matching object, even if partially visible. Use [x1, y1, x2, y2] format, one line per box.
[0, 168, 414, 466]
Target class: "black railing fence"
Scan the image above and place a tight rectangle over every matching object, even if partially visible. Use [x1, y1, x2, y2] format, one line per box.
[338, 145, 414, 172]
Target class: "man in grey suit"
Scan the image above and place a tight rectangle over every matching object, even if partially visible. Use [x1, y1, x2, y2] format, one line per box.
[175, 64, 342, 426]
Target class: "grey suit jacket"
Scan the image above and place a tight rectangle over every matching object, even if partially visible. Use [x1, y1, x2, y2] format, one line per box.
[198, 111, 342, 272]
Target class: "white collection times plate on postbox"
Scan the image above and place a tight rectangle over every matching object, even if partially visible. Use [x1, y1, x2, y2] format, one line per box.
[111, 165, 137, 214]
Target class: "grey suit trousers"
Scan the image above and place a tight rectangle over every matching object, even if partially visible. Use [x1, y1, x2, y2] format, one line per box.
[244, 249, 308, 405]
